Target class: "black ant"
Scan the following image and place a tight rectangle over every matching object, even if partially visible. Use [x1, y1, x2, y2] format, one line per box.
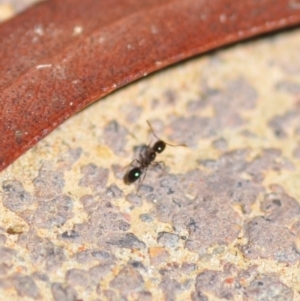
[124, 121, 185, 190]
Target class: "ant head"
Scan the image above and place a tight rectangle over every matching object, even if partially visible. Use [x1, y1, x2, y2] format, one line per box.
[124, 167, 142, 184]
[153, 140, 166, 153]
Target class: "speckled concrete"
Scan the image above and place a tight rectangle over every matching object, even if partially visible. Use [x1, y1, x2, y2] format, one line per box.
[1, 2, 300, 301]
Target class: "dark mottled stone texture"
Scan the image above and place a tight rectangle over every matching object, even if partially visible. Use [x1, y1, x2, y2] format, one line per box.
[261, 190, 300, 223]
[79, 163, 109, 192]
[103, 289, 123, 301]
[275, 80, 300, 94]
[0, 264, 11, 276]
[191, 291, 209, 301]
[157, 232, 179, 248]
[157, 261, 198, 300]
[32, 195, 74, 228]
[241, 185, 300, 265]
[211, 137, 228, 151]
[111, 164, 125, 180]
[89, 263, 114, 283]
[12, 274, 40, 299]
[103, 120, 128, 156]
[106, 233, 145, 249]
[74, 249, 113, 264]
[110, 265, 145, 297]
[124, 104, 143, 124]
[57, 147, 82, 171]
[126, 193, 143, 207]
[66, 269, 90, 288]
[134, 146, 294, 257]
[241, 216, 300, 263]
[293, 144, 300, 159]
[244, 274, 293, 300]
[105, 183, 123, 199]
[268, 102, 300, 139]
[135, 291, 153, 301]
[0, 247, 16, 264]
[174, 78, 257, 146]
[32, 272, 49, 282]
[18, 231, 66, 271]
[60, 230, 80, 240]
[142, 169, 243, 253]
[194, 269, 235, 300]
[62, 197, 133, 248]
[159, 276, 182, 301]
[0, 234, 7, 245]
[193, 264, 293, 300]
[2, 180, 34, 212]
[139, 213, 154, 223]
[164, 89, 177, 104]
[51, 283, 77, 301]
[33, 164, 65, 198]
[170, 115, 219, 146]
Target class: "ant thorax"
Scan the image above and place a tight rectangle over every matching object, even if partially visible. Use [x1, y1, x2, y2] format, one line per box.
[141, 147, 156, 166]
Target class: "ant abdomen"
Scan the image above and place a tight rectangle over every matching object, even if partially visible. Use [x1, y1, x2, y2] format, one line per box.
[124, 167, 142, 184]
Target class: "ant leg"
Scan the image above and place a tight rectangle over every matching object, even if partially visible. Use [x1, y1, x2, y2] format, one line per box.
[151, 160, 165, 172]
[155, 161, 168, 177]
[139, 152, 145, 161]
[151, 161, 167, 177]
[122, 159, 140, 171]
[136, 167, 148, 194]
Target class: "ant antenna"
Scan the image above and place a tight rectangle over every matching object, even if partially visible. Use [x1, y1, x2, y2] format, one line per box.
[146, 120, 186, 147]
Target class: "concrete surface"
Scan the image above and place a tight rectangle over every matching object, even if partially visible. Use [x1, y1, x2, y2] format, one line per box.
[1, 2, 300, 300]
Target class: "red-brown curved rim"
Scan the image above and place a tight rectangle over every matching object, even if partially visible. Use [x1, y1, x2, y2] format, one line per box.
[1, 0, 300, 171]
